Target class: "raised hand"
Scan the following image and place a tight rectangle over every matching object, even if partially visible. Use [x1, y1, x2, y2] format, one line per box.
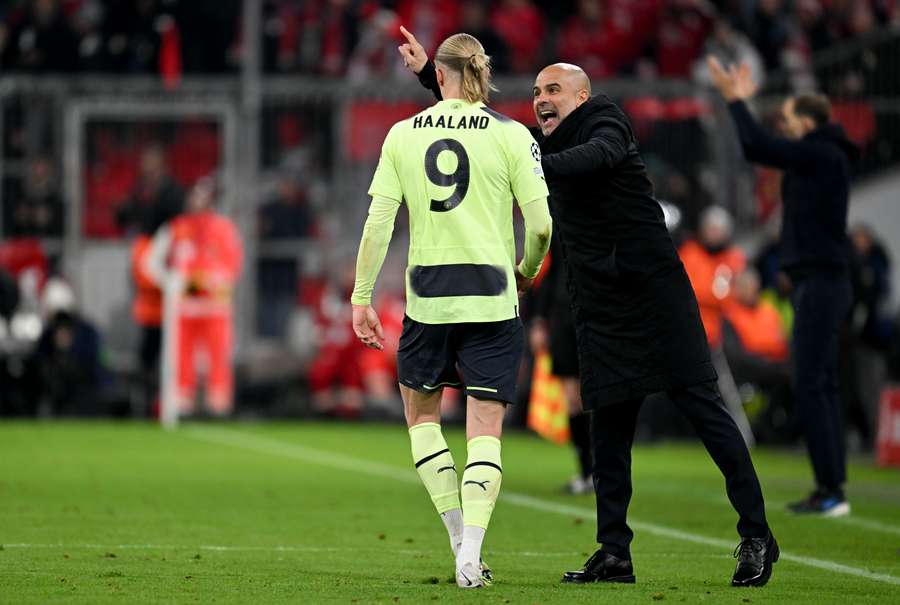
[707, 56, 758, 102]
[731, 61, 759, 100]
[397, 25, 428, 74]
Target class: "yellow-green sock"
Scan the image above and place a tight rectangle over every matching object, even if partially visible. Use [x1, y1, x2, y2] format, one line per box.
[460, 436, 502, 530]
[409, 423, 461, 516]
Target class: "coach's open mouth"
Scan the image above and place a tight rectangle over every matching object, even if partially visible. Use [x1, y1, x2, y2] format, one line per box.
[537, 105, 559, 131]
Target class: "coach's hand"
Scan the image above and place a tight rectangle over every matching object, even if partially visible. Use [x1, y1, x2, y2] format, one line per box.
[352, 304, 385, 350]
[707, 56, 758, 101]
[398, 26, 428, 74]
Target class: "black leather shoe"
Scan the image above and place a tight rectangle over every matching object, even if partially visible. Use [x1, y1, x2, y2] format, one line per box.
[561, 550, 636, 584]
[732, 532, 779, 587]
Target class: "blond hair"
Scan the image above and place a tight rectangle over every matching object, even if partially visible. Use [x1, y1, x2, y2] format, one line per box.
[435, 33, 497, 104]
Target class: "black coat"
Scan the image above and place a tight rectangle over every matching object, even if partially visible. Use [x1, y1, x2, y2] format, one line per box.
[415, 66, 715, 406]
[538, 95, 715, 406]
[728, 101, 859, 277]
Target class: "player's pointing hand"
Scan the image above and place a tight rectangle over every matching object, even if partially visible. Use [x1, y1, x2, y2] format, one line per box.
[398, 25, 428, 74]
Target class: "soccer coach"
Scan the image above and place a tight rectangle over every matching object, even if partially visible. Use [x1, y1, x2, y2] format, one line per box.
[708, 58, 859, 516]
[399, 28, 776, 587]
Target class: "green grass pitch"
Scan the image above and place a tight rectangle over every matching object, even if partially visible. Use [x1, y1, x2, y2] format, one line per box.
[1, 421, 899, 604]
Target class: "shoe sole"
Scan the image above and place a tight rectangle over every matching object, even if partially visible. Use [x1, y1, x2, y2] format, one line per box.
[732, 539, 779, 588]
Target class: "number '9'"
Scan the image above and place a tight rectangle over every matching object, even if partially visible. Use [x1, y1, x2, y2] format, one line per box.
[425, 138, 470, 212]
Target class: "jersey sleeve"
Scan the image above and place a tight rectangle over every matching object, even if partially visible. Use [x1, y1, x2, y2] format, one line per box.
[367, 125, 403, 202]
[506, 122, 549, 207]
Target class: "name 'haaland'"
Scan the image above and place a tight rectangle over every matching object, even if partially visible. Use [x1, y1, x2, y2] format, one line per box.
[412, 113, 490, 130]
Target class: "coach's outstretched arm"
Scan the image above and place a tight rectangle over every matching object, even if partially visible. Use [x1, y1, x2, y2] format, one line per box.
[707, 56, 828, 171]
[350, 194, 400, 350]
[540, 120, 631, 177]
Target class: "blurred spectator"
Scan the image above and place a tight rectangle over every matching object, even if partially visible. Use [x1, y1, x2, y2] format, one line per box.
[0, 267, 19, 320]
[305, 258, 404, 418]
[6, 156, 65, 237]
[693, 17, 765, 89]
[849, 223, 893, 349]
[842, 224, 893, 448]
[174, 0, 238, 74]
[130, 231, 163, 416]
[0, 0, 889, 83]
[146, 177, 243, 417]
[679, 206, 746, 348]
[358, 292, 405, 417]
[346, 6, 401, 81]
[0, 236, 49, 291]
[459, 0, 509, 74]
[722, 268, 793, 442]
[795, 0, 836, 54]
[70, 0, 106, 71]
[395, 0, 460, 57]
[259, 173, 315, 239]
[307, 263, 365, 418]
[263, 0, 355, 74]
[654, 0, 715, 78]
[314, 0, 363, 77]
[491, 0, 544, 74]
[724, 269, 789, 364]
[28, 277, 107, 415]
[102, 0, 165, 74]
[736, 0, 792, 71]
[0, 0, 79, 73]
[116, 144, 184, 237]
[556, 0, 618, 78]
[557, 0, 660, 78]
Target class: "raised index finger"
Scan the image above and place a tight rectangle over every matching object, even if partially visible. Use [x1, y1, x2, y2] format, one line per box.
[706, 55, 724, 76]
[399, 26, 419, 47]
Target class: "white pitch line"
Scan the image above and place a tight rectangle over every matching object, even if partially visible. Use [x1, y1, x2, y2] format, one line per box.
[0, 543, 582, 558]
[711, 495, 900, 537]
[184, 427, 900, 587]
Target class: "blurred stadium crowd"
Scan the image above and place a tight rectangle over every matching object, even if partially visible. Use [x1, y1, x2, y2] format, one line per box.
[1, 0, 898, 82]
[1, 0, 899, 453]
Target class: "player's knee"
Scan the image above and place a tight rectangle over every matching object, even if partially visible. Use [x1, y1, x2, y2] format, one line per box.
[466, 397, 505, 439]
[401, 385, 442, 426]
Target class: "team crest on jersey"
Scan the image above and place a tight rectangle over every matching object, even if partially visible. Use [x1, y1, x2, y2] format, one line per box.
[531, 142, 541, 162]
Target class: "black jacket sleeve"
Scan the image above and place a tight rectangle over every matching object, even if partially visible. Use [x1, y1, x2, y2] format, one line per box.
[541, 119, 631, 177]
[417, 60, 443, 101]
[530, 237, 560, 319]
[728, 100, 830, 171]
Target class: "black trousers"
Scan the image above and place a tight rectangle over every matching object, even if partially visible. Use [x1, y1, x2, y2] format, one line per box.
[591, 381, 769, 557]
[791, 274, 853, 492]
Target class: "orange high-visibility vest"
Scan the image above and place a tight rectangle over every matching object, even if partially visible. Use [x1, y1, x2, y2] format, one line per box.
[724, 299, 789, 363]
[679, 240, 746, 347]
[131, 235, 163, 327]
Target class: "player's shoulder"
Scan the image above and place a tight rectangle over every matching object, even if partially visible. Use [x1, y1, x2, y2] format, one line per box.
[481, 107, 535, 141]
[382, 108, 428, 149]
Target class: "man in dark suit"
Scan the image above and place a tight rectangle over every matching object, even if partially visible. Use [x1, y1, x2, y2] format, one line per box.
[709, 57, 858, 516]
[399, 28, 777, 588]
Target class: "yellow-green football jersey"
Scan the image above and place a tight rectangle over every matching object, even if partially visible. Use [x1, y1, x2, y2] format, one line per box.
[368, 99, 548, 324]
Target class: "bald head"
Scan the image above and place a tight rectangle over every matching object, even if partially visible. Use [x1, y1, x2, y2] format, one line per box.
[540, 63, 592, 95]
[533, 63, 592, 135]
